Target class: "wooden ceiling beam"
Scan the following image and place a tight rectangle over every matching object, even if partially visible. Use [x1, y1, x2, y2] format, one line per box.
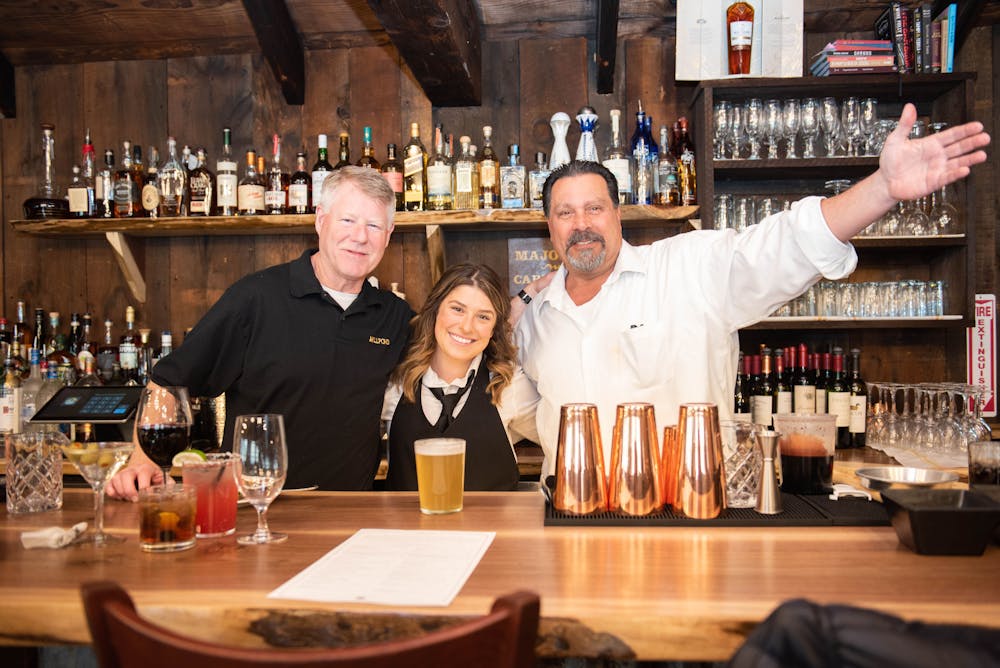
[241, 0, 305, 105]
[596, 0, 620, 94]
[0, 52, 14, 118]
[365, 0, 482, 107]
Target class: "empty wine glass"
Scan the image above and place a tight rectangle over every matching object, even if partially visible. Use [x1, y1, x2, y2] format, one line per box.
[763, 99, 783, 159]
[820, 97, 841, 157]
[233, 413, 288, 545]
[841, 97, 861, 156]
[859, 98, 879, 155]
[799, 98, 820, 159]
[713, 101, 732, 159]
[744, 98, 764, 160]
[782, 99, 800, 158]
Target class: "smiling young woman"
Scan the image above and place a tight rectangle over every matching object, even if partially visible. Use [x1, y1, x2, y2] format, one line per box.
[381, 263, 540, 491]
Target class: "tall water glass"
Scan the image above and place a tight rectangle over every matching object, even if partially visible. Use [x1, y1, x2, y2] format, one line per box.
[233, 414, 288, 544]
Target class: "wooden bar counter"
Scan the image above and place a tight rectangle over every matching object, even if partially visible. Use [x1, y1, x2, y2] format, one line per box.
[1, 485, 998, 661]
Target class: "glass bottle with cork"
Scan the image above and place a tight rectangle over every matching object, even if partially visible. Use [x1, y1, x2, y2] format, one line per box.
[311, 134, 334, 211]
[67, 129, 96, 218]
[426, 124, 453, 211]
[23, 123, 70, 219]
[288, 151, 311, 214]
[380, 143, 404, 211]
[847, 348, 867, 448]
[528, 151, 549, 210]
[97, 149, 115, 218]
[500, 144, 526, 209]
[727, 1, 755, 75]
[265, 134, 288, 215]
[603, 109, 633, 205]
[452, 136, 478, 210]
[216, 128, 239, 216]
[187, 148, 215, 216]
[356, 126, 380, 170]
[478, 125, 500, 210]
[157, 137, 187, 217]
[113, 140, 142, 218]
[118, 306, 141, 386]
[237, 149, 265, 215]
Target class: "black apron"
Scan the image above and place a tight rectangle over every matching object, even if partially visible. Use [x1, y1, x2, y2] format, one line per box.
[386, 360, 519, 491]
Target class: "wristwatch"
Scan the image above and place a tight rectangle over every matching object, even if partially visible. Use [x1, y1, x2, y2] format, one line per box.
[517, 289, 532, 305]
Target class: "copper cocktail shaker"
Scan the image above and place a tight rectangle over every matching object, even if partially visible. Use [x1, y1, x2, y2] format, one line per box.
[608, 403, 661, 516]
[553, 403, 607, 515]
[675, 403, 728, 519]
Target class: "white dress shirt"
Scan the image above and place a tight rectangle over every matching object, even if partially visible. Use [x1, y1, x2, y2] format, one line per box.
[382, 353, 541, 449]
[515, 196, 857, 477]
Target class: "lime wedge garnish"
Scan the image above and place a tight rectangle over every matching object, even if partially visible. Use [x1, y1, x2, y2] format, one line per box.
[171, 449, 207, 467]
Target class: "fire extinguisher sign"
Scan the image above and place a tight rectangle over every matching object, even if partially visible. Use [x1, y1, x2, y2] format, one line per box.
[967, 294, 996, 417]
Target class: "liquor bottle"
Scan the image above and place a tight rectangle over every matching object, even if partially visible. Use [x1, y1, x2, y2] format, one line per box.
[76, 313, 96, 375]
[0, 341, 23, 435]
[677, 117, 698, 205]
[727, 1, 755, 75]
[332, 132, 350, 170]
[237, 149, 265, 215]
[528, 151, 550, 210]
[137, 328, 153, 386]
[0, 318, 10, 348]
[45, 312, 76, 384]
[157, 137, 187, 217]
[23, 123, 70, 219]
[751, 349, 775, 426]
[601, 109, 632, 205]
[452, 136, 478, 210]
[402, 123, 427, 211]
[20, 347, 44, 425]
[188, 148, 215, 216]
[356, 126, 380, 170]
[75, 356, 102, 387]
[216, 128, 239, 216]
[32, 308, 46, 357]
[630, 102, 654, 205]
[118, 306, 141, 385]
[158, 330, 173, 361]
[733, 351, 751, 422]
[425, 125, 453, 211]
[848, 348, 867, 449]
[500, 144, 527, 209]
[132, 145, 149, 217]
[311, 134, 334, 211]
[68, 129, 96, 217]
[381, 143, 404, 211]
[643, 115, 660, 179]
[97, 319, 117, 384]
[97, 149, 115, 218]
[257, 154, 266, 184]
[288, 151, 311, 214]
[182, 144, 197, 172]
[815, 352, 830, 414]
[827, 347, 851, 449]
[265, 134, 289, 215]
[478, 125, 500, 210]
[113, 140, 142, 218]
[12, 300, 31, 350]
[773, 348, 792, 414]
[654, 126, 680, 206]
[68, 313, 81, 358]
[792, 343, 816, 413]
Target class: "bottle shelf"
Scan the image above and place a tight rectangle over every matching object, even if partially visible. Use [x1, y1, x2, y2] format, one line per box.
[747, 315, 965, 330]
[10, 204, 699, 238]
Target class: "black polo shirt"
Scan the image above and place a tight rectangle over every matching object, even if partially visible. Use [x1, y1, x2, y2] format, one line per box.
[152, 249, 412, 490]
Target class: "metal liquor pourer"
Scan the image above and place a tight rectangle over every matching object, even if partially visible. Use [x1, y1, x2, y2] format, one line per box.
[755, 429, 783, 515]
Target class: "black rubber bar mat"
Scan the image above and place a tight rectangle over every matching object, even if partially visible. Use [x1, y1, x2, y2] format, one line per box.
[544, 492, 889, 527]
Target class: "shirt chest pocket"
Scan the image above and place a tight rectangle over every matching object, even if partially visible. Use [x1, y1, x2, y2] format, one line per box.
[620, 322, 673, 390]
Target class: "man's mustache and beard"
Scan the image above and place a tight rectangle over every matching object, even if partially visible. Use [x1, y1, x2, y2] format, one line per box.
[564, 229, 607, 273]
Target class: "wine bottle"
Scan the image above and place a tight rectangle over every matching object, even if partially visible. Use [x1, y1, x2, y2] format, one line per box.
[288, 151, 311, 214]
[751, 349, 775, 426]
[333, 132, 351, 169]
[217, 128, 239, 216]
[814, 352, 830, 414]
[848, 348, 868, 449]
[311, 134, 334, 212]
[733, 352, 751, 422]
[773, 348, 792, 415]
[792, 343, 816, 414]
[827, 347, 851, 449]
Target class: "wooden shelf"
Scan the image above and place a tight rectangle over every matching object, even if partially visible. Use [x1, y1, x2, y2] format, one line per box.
[746, 315, 966, 330]
[9, 204, 699, 238]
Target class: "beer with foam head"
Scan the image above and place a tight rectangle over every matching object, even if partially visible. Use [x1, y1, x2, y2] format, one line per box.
[414, 438, 465, 514]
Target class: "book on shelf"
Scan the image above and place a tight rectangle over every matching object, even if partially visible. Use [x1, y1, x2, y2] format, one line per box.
[930, 15, 942, 72]
[913, 6, 924, 73]
[934, 3, 957, 73]
[919, 4, 933, 73]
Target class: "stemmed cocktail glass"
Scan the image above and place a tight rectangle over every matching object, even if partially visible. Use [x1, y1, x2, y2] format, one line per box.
[233, 413, 288, 544]
[62, 441, 134, 545]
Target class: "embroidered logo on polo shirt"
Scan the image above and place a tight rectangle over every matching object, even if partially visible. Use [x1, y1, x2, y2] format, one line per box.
[369, 336, 391, 345]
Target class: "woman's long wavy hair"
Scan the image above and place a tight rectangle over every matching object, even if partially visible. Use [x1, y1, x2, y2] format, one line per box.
[391, 263, 517, 406]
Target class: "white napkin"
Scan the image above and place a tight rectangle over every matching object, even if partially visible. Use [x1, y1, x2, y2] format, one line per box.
[829, 483, 872, 501]
[20, 522, 87, 549]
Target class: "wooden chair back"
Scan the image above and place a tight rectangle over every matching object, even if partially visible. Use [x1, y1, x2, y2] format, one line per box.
[81, 581, 539, 668]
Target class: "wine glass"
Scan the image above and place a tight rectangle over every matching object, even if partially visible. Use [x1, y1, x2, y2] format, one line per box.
[62, 441, 134, 545]
[840, 97, 861, 156]
[859, 98, 879, 155]
[136, 385, 193, 485]
[233, 413, 287, 544]
[763, 99, 783, 159]
[712, 101, 732, 159]
[728, 103, 745, 159]
[820, 97, 841, 157]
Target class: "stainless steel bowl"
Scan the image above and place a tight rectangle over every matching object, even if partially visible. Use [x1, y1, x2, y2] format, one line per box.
[855, 466, 959, 492]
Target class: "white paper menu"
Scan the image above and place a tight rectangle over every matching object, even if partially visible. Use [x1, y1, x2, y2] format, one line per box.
[268, 529, 496, 607]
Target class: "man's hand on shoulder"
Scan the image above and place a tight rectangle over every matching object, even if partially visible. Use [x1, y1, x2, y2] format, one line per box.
[509, 271, 556, 326]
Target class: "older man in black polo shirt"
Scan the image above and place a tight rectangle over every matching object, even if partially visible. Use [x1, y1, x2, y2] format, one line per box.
[109, 167, 412, 498]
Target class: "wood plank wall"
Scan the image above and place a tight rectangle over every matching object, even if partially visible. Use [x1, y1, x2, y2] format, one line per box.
[0, 28, 996, 398]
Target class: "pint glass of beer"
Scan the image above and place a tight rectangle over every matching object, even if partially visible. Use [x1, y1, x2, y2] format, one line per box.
[414, 438, 466, 514]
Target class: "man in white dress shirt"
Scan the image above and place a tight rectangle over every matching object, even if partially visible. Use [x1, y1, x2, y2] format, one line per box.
[513, 104, 989, 476]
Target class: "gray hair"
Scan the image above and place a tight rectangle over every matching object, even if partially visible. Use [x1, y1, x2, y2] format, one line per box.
[319, 166, 396, 226]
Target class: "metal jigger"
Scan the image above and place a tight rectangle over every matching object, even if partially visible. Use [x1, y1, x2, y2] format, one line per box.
[755, 430, 783, 515]
[575, 106, 599, 163]
[608, 403, 661, 516]
[675, 403, 727, 519]
[549, 112, 573, 171]
[553, 403, 607, 515]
